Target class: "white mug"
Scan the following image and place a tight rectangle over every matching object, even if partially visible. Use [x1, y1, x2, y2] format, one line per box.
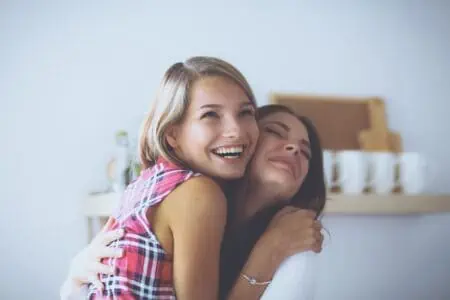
[335, 150, 370, 194]
[322, 150, 336, 190]
[398, 152, 428, 195]
[368, 152, 397, 194]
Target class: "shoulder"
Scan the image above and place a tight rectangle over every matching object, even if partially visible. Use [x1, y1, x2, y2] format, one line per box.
[178, 175, 224, 195]
[164, 176, 228, 223]
[167, 175, 227, 209]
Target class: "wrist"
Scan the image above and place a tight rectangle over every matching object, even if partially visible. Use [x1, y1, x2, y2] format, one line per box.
[60, 277, 83, 300]
[243, 231, 284, 281]
[259, 228, 287, 266]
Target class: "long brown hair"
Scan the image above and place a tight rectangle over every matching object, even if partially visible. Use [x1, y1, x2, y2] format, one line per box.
[219, 104, 326, 298]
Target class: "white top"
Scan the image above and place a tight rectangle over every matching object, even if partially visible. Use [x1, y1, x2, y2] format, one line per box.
[260, 252, 318, 300]
[63, 252, 318, 300]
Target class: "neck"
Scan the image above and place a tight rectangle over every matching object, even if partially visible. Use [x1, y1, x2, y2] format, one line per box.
[232, 178, 280, 228]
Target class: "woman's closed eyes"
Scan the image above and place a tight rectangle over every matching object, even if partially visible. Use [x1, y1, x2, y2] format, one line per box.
[264, 126, 285, 138]
[265, 126, 311, 160]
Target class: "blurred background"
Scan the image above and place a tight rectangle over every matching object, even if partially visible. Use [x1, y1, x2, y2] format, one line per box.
[1, 0, 450, 299]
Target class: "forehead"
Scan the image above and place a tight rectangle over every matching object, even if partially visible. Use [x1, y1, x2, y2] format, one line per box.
[189, 76, 250, 107]
[260, 112, 309, 139]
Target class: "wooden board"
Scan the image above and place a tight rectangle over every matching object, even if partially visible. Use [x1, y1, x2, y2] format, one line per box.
[359, 130, 403, 152]
[389, 132, 403, 152]
[358, 99, 390, 150]
[270, 93, 402, 152]
[357, 98, 402, 152]
[270, 93, 374, 150]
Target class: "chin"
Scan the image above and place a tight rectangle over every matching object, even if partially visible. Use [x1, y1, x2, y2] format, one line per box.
[205, 165, 246, 180]
[267, 172, 295, 186]
[262, 176, 297, 196]
[217, 169, 246, 180]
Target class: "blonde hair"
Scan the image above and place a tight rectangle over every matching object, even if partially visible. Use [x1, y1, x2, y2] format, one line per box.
[139, 56, 257, 169]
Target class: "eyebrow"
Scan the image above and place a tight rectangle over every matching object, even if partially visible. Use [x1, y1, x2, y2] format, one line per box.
[266, 120, 311, 149]
[199, 101, 254, 110]
[265, 121, 290, 132]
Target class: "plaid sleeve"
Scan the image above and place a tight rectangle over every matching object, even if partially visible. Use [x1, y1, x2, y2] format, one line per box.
[88, 222, 175, 299]
[88, 160, 197, 300]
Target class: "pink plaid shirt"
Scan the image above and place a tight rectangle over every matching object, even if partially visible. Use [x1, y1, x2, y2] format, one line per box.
[88, 157, 199, 300]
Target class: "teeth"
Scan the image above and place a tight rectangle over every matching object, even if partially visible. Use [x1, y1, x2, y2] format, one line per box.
[215, 146, 244, 154]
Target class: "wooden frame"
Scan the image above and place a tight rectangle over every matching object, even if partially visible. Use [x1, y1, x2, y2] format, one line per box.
[270, 93, 402, 152]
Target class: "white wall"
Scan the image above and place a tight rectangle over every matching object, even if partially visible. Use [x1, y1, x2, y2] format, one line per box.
[1, 1, 449, 299]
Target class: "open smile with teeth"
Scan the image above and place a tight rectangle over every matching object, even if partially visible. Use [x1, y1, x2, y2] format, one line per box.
[212, 145, 246, 159]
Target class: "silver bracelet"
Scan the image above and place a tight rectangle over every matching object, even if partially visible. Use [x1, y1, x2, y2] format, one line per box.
[240, 273, 272, 286]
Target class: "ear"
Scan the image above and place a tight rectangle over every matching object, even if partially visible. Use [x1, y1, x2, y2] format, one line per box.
[165, 124, 179, 149]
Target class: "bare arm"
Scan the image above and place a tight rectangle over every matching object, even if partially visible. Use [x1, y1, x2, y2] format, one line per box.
[165, 176, 227, 300]
[60, 218, 124, 299]
[226, 233, 285, 300]
[227, 208, 323, 300]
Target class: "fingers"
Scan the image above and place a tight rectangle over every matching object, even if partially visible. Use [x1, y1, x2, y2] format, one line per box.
[302, 222, 323, 253]
[97, 246, 124, 259]
[92, 262, 116, 276]
[100, 217, 116, 233]
[312, 231, 324, 253]
[314, 231, 322, 243]
[88, 274, 104, 292]
[274, 206, 298, 219]
[313, 220, 322, 231]
[99, 229, 124, 245]
[297, 209, 317, 219]
[312, 244, 322, 253]
[312, 221, 323, 243]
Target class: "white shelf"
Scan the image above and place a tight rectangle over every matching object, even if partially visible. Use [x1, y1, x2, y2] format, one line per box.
[325, 194, 450, 215]
[83, 192, 450, 217]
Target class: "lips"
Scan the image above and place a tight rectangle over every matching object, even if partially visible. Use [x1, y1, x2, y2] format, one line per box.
[211, 144, 247, 160]
[268, 156, 298, 178]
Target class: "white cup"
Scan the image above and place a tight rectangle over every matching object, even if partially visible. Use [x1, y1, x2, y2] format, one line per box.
[335, 150, 370, 194]
[368, 152, 397, 194]
[398, 152, 428, 195]
[323, 150, 336, 190]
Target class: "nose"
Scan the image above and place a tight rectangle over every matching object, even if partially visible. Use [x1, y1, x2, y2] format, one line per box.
[222, 117, 241, 138]
[284, 143, 299, 155]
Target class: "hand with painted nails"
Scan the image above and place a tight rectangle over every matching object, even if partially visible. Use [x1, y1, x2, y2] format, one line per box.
[60, 217, 124, 300]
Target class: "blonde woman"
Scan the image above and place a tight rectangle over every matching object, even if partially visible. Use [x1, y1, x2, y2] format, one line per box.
[83, 56, 259, 299]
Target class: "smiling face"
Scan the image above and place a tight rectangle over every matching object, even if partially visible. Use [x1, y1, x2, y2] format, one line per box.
[247, 111, 311, 205]
[167, 76, 259, 180]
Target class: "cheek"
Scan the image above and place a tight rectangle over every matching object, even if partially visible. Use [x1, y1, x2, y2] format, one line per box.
[240, 118, 259, 153]
[303, 160, 310, 172]
[248, 142, 270, 171]
[248, 120, 260, 139]
[253, 137, 275, 160]
[181, 122, 217, 143]
[298, 160, 310, 182]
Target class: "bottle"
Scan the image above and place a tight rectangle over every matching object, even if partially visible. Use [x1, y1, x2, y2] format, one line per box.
[112, 130, 131, 193]
[127, 137, 142, 183]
